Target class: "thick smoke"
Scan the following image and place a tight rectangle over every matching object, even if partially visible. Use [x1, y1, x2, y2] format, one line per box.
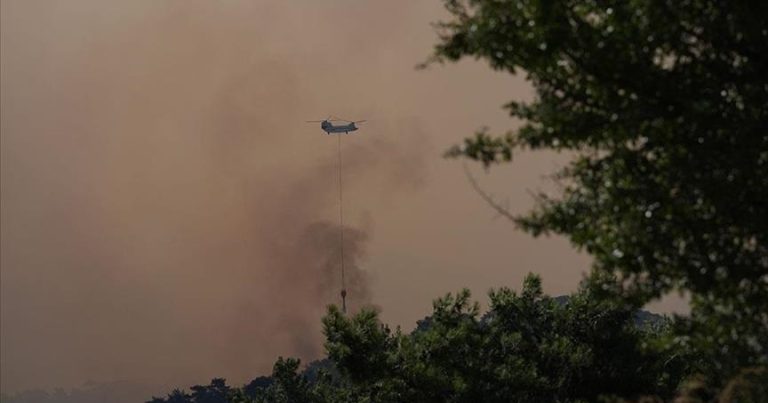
[1, 0, 427, 393]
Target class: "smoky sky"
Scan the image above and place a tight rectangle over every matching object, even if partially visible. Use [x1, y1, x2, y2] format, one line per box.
[1, 0, 686, 394]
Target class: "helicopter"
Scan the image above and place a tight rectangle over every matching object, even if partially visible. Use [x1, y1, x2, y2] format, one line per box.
[306, 116, 366, 134]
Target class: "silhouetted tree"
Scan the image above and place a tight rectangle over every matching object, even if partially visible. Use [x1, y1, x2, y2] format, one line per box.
[429, 0, 768, 383]
[164, 389, 192, 403]
[322, 274, 686, 402]
[189, 378, 230, 403]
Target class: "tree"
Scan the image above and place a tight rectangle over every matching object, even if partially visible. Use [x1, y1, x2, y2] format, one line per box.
[322, 274, 686, 402]
[189, 379, 230, 403]
[428, 0, 768, 380]
[154, 389, 192, 403]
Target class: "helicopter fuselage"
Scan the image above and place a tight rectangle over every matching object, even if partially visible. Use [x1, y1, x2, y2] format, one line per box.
[321, 121, 358, 134]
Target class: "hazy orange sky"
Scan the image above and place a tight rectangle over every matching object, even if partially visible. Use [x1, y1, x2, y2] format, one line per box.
[1, 0, 683, 394]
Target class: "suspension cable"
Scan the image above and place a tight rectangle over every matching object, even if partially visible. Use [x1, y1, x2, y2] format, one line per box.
[337, 134, 347, 314]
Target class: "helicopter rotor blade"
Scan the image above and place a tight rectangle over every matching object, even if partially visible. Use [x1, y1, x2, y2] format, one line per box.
[319, 116, 367, 123]
[329, 115, 352, 122]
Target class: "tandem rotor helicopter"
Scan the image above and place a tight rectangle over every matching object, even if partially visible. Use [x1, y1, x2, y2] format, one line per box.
[306, 115, 367, 314]
[306, 116, 366, 134]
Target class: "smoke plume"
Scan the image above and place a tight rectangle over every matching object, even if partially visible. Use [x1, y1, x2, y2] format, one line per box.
[1, 0, 428, 392]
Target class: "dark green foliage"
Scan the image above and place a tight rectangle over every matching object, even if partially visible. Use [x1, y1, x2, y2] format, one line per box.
[148, 276, 687, 402]
[253, 357, 318, 403]
[190, 379, 230, 403]
[320, 274, 685, 402]
[323, 307, 398, 386]
[241, 377, 273, 399]
[430, 0, 768, 381]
